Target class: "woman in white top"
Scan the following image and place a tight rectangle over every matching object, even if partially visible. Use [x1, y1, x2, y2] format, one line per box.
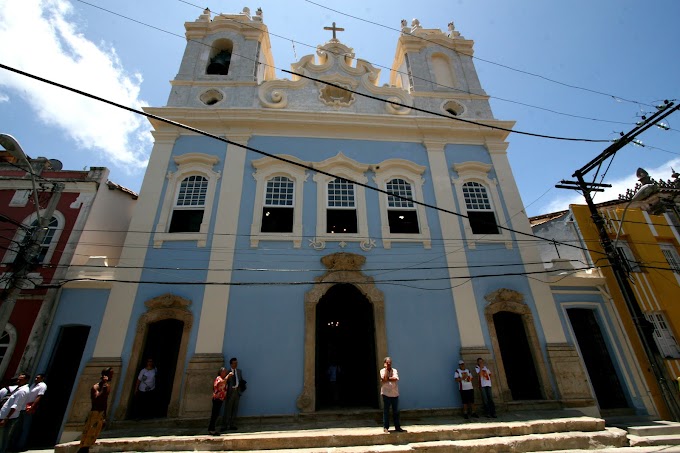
[134, 358, 157, 419]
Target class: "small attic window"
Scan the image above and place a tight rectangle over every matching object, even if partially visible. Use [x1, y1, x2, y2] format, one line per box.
[443, 100, 465, 116]
[206, 39, 233, 75]
[200, 89, 224, 106]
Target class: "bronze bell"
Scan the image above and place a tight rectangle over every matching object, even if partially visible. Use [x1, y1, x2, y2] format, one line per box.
[207, 50, 231, 75]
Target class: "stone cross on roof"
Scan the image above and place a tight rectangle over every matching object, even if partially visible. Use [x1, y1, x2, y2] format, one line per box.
[324, 22, 345, 41]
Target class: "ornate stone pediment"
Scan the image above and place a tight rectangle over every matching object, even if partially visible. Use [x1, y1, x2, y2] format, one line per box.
[144, 293, 192, 311]
[484, 288, 524, 305]
[258, 39, 413, 114]
[321, 252, 366, 271]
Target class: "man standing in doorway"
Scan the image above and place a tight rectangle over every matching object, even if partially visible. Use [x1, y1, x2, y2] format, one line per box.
[220, 357, 244, 431]
[0, 373, 29, 453]
[454, 360, 478, 419]
[16, 373, 47, 450]
[135, 358, 157, 419]
[380, 357, 405, 433]
[475, 358, 496, 418]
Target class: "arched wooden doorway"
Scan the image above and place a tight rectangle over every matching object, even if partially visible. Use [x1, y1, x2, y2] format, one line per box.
[316, 283, 377, 409]
[297, 253, 387, 413]
[115, 294, 193, 420]
[484, 288, 554, 402]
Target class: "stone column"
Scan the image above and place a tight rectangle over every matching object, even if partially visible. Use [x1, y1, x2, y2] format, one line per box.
[424, 140, 485, 347]
[185, 133, 250, 418]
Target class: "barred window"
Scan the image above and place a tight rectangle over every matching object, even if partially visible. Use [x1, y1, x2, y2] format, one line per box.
[170, 175, 209, 233]
[327, 178, 355, 208]
[265, 176, 294, 206]
[176, 176, 208, 207]
[661, 244, 680, 273]
[462, 181, 498, 235]
[462, 182, 492, 210]
[387, 179, 415, 208]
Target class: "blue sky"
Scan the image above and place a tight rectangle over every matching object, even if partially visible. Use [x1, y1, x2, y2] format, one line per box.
[1, 0, 679, 217]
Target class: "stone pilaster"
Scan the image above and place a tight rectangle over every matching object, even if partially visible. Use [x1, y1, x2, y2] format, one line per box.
[546, 343, 597, 410]
[61, 357, 122, 442]
[179, 353, 225, 418]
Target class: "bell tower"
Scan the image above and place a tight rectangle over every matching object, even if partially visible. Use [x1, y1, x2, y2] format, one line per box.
[167, 7, 275, 108]
[390, 19, 493, 119]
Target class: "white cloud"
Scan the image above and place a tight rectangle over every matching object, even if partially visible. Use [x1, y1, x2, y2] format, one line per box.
[0, 93, 8, 103]
[0, 0, 150, 168]
[538, 157, 680, 215]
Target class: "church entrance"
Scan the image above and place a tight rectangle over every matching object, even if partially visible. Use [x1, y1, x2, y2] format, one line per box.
[567, 308, 628, 410]
[128, 318, 183, 419]
[493, 311, 543, 400]
[315, 283, 378, 410]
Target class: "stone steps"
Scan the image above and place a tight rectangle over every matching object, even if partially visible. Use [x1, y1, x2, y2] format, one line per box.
[56, 416, 628, 453]
[628, 433, 680, 447]
[627, 421, 680, 437]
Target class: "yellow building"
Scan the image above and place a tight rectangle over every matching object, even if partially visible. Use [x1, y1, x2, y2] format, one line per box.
[569, 201, 680, 419]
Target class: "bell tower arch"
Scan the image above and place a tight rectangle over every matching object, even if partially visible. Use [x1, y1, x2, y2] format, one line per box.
[167, 7, 275, 107]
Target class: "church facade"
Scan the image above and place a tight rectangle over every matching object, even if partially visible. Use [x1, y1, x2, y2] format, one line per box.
[34, 7, 640, 443]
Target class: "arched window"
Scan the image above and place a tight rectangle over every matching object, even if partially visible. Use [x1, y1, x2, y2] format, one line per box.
[462, 181, 499, 234]
[0, 324, 17, 380]
[386, 178, 419, 234]
[30, 216, 59, 263]
[327, 178, 357, 234]
[206, 39, 233, 75]
[2, 212, 64, 265]
[431, 53, 456, 89]
[169, 175, 209, 233]
[261, 176, 295, 233]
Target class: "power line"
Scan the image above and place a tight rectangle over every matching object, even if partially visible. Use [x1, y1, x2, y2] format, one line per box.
[49, 264, 610, 288]
[0, 62, 613, 261]
[301, 0, 654, 108]
[76, 0, 611, 144]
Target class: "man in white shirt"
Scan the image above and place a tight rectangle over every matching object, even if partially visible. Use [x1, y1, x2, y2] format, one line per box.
[16, 374, 47, 450]
[0, 373, 29, 453]
[454, 360, 478, 419]
[380, 357, 405, 433]
[475, 358, 496, 418]
[0, 379, 17, 404]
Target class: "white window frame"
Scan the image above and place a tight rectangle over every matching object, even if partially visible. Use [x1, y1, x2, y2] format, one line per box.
[2, 211, 65, 265]
[250, 155, 307, 248]
[646, 311, 680, 359]
[312, 153, 370, 249]
[660, 243, 680, 285]
[615, 241, 641, 273]
[373, 159, 431, 249]
[452, 162, 511, 249]
[154, 153, 220, 248]
[0, 324, 17, 380]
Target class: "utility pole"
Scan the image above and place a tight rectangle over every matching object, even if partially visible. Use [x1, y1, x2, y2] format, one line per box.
[0, 182, 64, 336]
[557, 101, 680, 421]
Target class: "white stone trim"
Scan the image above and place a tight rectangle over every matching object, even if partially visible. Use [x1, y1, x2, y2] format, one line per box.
[154, 153, 221, 248]
[250, 155, 308, 248]
[452, 161, 511, 249]
[312, 153, 370, 249]
[373, 159, 431, 249]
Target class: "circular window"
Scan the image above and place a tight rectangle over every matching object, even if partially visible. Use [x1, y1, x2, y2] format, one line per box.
[200, 89, 224, 106]
[442, 100, 465, 117]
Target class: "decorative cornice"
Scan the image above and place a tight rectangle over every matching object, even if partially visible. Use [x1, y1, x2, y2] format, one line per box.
[453, 161, 492, 176]
[174, 153, 220, 168]
[484, 288, 525, 305]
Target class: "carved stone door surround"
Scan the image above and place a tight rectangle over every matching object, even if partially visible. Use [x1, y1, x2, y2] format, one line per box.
[296, 252, 387, 412]
[114, 293, 193, 420]
[484, 288, 555, 402]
